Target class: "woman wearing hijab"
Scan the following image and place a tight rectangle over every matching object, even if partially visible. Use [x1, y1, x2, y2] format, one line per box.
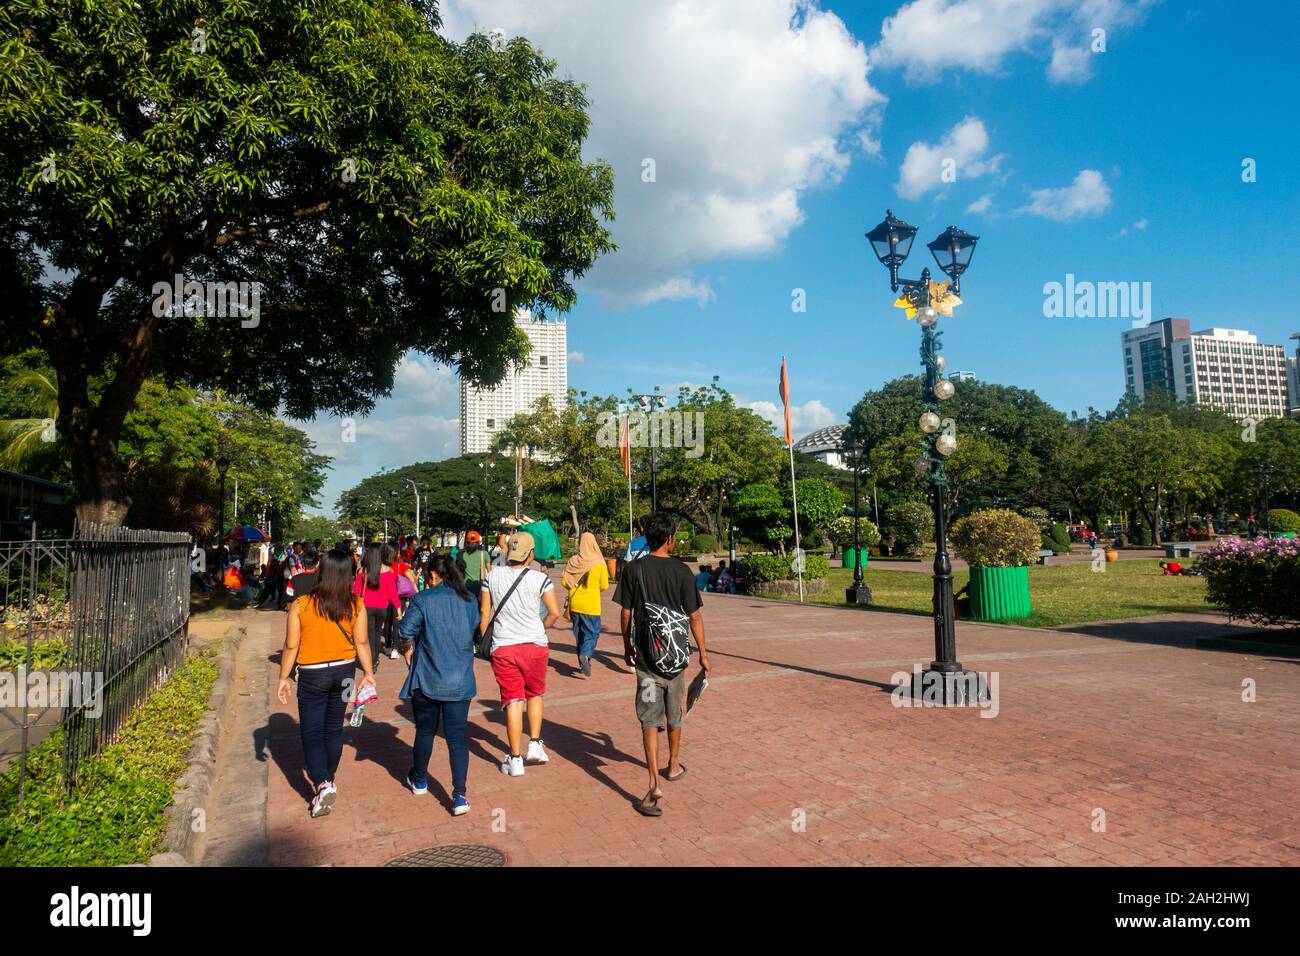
[562, 532, 609, 678]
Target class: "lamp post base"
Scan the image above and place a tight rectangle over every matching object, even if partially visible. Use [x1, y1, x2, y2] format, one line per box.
[845, 583, 873, 605]
[909, 664, 987, 707]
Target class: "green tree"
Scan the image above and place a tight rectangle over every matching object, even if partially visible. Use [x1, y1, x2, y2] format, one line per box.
[494, 391, 622, 539]
[790, 478, 844, 542]
[2, 1, 614, 522]
[733, 483, 791, 553]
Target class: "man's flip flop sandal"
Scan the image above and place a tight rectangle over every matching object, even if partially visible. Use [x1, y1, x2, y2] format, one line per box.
[635, 789, 663, 817]
[665, 765, 687, 781]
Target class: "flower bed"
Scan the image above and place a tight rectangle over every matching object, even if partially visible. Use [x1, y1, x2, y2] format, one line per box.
[1197, 536, 1300, 628]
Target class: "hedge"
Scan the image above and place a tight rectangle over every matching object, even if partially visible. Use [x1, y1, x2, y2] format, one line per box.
[689, 533, 718, 553]
[738, 553, 830, 584]
[1265, 509, 1300, 534]
[1198, 536, 1300, 628]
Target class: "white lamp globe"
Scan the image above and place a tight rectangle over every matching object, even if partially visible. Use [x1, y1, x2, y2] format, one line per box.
[936, 433, 958, 456]
[934, 354, 947, 371]
[917, 307, 938, 327]
[913, 456, 930, 476]
[919, 412, 941, 433]
[934, 379, 956, 400]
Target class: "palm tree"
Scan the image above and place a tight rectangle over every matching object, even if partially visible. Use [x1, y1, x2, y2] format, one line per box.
[0, 368, 59, 470]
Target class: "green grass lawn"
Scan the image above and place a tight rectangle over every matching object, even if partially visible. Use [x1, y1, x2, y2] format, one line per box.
[763, 558, 1210, 628]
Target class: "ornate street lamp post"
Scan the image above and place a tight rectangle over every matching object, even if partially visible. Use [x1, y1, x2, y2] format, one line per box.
[842, 438, 872, 605]
[865, 210, 979, 703]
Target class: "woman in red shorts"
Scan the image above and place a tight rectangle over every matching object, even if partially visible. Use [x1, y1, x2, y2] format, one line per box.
[479, 531, 561, 777]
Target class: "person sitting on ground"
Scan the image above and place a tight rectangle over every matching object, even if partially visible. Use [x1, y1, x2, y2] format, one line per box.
[716, 560, 736, 594]
[1159, 560, 1188, 576]
[695, 564, 712, 592]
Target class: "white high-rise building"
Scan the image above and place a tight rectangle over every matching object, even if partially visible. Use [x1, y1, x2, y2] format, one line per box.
[459, 309, 567, 455]
[1121, 319, 1290, 420]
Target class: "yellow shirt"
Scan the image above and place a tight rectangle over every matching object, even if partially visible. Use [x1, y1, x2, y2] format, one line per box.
[565, 560, 609, 616]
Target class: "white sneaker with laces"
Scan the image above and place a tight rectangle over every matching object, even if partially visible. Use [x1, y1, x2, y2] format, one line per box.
[389, 648, 400, 660]
[500, 755, 525, 776]
[526, 739, 549, 764]
[310, 782, 337, 818]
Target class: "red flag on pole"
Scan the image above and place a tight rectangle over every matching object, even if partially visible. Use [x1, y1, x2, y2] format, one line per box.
[778, 356, 793, 447]
[619, 415, 630, 477]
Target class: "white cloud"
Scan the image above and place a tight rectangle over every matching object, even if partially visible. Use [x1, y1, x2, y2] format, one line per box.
[440, 0, 883, 308]
[296, 353, 461, 515]
[567, 350, 584, 365]
[965, 193, 993, 215]
[873, 0, 1155, 85]
[896, 116, 1001, 200]
[745, 398, 839, 437]
[1017, 169, 1111, 221]
[1133, 218, 1147, 230]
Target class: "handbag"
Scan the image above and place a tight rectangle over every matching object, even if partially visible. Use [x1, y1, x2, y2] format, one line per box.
[396, 573, 416, 599]
[479, 568, 531, 660]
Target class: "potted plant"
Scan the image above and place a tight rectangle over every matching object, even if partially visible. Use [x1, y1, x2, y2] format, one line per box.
[950, 509, 1041, 621]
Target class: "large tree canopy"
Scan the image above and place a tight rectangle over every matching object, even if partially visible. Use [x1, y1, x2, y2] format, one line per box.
[0, 0, 614, 522]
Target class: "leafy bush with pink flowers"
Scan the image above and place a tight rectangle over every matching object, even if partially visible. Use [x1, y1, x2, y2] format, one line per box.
[1197, 536, 1300, 628]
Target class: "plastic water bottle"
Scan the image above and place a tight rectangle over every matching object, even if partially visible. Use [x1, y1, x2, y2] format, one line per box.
[349, 703, 365, 727]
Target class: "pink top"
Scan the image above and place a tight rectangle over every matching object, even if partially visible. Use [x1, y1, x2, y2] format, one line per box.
[354, 570, 401, 610]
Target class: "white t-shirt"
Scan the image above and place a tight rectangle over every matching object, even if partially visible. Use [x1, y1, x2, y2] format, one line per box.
[484, 566, 554, 648]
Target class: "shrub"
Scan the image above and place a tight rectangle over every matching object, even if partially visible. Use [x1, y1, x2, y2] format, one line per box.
[1198, 536, 1300, 627]
[1045, 522, 1071, 555]
[887, 500, 933, 556]
[950, 509, 1041, 567]
[1265, 509, 1300, 534]
[829, 515, 880, 550]
[689, 533, 718, 553]
[738, 553, 830, 584]
[0, 646, 220, 865]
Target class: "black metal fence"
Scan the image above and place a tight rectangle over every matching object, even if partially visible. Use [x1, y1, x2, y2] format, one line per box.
[1, 521, 191, 811]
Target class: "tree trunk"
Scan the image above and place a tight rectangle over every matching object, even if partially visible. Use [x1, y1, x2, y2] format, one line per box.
[569, 499, 580, 541]
[66, 414, 131, 525]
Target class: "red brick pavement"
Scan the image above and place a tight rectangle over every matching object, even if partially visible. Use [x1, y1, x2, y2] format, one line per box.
[254, 585, 1300, 867]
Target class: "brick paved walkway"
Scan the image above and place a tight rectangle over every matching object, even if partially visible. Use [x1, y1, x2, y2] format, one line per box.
[229, 585, 1299, 867]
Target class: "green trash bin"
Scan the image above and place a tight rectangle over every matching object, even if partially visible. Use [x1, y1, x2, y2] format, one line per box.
[842, 547, 869, 570]
[969, 565, 1032, 621]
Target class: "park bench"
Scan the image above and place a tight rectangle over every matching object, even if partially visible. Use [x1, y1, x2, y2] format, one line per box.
[1165, 542, 1195, 560]
[1036, 549, 1054, 565]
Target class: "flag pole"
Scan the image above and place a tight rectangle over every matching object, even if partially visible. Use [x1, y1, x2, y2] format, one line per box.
[788, 441, 804, 603]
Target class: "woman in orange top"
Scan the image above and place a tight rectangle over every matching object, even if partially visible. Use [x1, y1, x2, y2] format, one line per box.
[278, 547, 375, 818]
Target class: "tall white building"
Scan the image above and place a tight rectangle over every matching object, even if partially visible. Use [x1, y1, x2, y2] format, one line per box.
[459, 309, 567, 455]
[1121, 318, 1290, 420]
[1288, 333, 1300, 417]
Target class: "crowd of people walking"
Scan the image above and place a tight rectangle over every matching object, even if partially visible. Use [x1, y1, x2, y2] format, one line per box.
[266, 513, 711, 821]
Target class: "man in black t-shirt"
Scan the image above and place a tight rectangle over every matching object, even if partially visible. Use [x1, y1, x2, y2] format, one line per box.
[614, 512, 710, 818]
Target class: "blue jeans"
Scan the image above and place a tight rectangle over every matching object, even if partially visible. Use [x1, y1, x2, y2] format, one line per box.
[409, 693, 471, 797]
[296, 662, 353, 788]
[572, 612, 601, 658]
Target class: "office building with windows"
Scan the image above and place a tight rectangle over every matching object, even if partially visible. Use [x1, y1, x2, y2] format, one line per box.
[1121, 318, 1290, 420]
[459, 309, 568, 455]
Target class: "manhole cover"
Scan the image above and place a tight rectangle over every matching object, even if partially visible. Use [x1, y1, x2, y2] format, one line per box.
[384, 844, 506, 867]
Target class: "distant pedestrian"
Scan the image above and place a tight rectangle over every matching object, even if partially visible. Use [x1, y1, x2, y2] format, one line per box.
[562, 531, 609, 677]
[614, 512, 710, 817]
[457, 531, 490, 600]
[277, 547, 374, 818]
[398, 554, 480, 816]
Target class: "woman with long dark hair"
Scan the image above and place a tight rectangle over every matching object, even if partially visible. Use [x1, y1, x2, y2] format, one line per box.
[397, 554, 480, 815]
[354, 541, 402, 669]
[277, 547, 374, 818]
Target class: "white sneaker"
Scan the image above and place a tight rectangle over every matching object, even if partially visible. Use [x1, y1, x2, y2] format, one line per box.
[526, 739, 549, 764]
[310, 783, 337, 818]
[389, 648, 400, 660]
[500, 755, 525, 776]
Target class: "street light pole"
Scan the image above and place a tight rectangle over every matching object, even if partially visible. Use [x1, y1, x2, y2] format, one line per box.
[866, 210, 979, 704]
[632, 388, 667, 512]
[843, 440, 871, 605]
[405, 479, 421, 539]
[215, 457, 230, 548]
[725, 475, 737, 565]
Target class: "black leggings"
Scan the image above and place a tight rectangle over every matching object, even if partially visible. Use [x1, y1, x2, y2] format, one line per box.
[366, 605, 394, 667]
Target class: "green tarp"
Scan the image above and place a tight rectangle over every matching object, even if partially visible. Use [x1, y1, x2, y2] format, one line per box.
[521, 519, 562, 561]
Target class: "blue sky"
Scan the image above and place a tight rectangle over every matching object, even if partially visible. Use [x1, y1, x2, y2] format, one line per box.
[303, 0, 1300, 515]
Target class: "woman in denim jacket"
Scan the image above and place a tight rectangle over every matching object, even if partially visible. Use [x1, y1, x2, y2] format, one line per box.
[397, 554, 481, 816]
